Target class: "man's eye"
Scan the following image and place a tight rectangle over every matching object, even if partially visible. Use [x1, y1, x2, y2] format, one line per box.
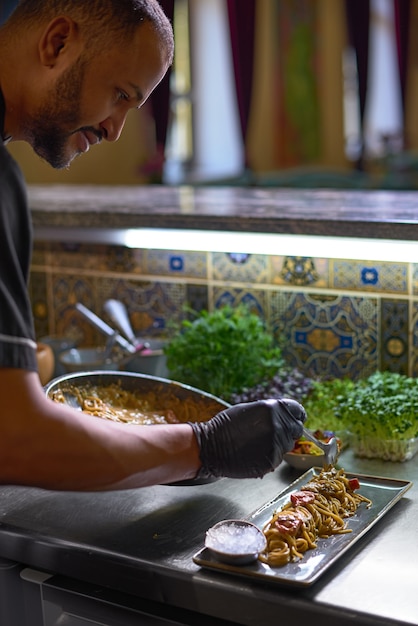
[117, 90, 129, 102]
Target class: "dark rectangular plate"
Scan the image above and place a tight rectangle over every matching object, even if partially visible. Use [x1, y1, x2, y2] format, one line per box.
[193, 468, 412, 587]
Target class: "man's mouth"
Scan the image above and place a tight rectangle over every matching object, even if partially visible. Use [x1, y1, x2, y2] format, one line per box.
[82, 128, 102, 146]
[75, 128, 102, 154]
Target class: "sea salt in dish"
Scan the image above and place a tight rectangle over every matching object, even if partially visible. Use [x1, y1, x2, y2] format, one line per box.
[205, 519, 267, 565]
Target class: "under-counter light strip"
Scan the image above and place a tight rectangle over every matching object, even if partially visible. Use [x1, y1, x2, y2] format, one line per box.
[123, 228, 418, 263]
[33, 226, 418, 263]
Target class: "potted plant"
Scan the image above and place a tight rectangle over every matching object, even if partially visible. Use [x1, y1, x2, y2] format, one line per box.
[334, 371, 418, 462]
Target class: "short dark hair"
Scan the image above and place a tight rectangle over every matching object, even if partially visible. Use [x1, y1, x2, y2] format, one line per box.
[7, 0, 174, 64]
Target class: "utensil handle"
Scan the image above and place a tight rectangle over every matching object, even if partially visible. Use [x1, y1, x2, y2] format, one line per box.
[103, 300, 149, 354]
[301, 427, 326, 453]
[103, 299, 137, 344]
[74, 303, 136, 354]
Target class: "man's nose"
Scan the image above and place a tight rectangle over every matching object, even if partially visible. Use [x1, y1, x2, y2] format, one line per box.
[100, 112, 127, 142]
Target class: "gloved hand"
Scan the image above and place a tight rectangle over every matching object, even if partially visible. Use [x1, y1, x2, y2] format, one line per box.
[189, 398, 306, 479]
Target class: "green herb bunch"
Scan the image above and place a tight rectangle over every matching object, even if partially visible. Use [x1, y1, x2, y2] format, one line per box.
[164, 305, 284, 400]
[302, 377, 355, 432]
[336, 371, 418, 441]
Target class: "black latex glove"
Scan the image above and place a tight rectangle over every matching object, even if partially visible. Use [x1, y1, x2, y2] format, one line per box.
[189, 398, 306, 480]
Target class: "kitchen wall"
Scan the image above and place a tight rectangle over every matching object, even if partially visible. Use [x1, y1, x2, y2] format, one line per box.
[30, 240, 418, 381]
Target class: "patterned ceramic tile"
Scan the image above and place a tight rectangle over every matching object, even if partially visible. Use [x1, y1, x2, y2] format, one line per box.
[96, 277, 187, 335]
[210, 286, 269, 321]
[270, 256, 329, 288]
[332, 260, 408, 293]
[211, 252, 269, 283]
[186, 284, 209, 315]
[29, 270, 49, 339]
[106, 246, 141, 273]
[144, 249, 208, 279]
[270, 290, 378, 380]
[380, 299, 409, 374]
[412, 301, 418, 377]
[31, 241, 49, 267]
[413, 264, 418, 296]
[51, 273, 100, 345]
[47, 242, 112, 271]
[129, 248, 146, 274]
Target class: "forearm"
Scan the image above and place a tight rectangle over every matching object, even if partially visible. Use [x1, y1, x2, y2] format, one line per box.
[0, 370, 201, 490]
[8, 416, 200, 491]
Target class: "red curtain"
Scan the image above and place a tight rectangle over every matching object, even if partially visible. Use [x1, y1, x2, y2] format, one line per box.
[146, 0, 174, 181]
[394, 0, 412, 111]
[344, 0, 370, 170]
[226, 0, 256, 167]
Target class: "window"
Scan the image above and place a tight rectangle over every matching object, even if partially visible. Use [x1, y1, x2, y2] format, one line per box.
[164, 0, 243, 183]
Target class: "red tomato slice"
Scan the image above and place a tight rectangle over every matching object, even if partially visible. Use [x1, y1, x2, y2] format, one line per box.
[348, 477, 360, 491]
[290, 490, 316, 506]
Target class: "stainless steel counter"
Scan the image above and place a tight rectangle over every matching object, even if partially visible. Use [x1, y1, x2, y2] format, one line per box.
[0, 448, 416, 625]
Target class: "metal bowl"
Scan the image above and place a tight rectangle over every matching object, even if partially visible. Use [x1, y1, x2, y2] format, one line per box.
[58, 348, 118, 373]
[45, 370, 229, 421]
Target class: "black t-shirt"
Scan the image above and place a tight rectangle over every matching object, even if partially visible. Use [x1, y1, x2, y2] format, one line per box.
[0, 88, 38, 370]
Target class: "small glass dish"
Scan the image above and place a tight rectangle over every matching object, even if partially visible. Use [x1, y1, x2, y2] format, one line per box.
[204, 519, 267, 566]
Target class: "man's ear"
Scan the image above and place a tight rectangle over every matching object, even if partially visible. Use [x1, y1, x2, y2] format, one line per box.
[38, 16, 81, 68]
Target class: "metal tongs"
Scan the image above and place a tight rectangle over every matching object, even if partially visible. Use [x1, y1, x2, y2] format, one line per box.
[301, 426, 339, 466]
[103, 299, 148, 351]
[74, 303, 148, 355]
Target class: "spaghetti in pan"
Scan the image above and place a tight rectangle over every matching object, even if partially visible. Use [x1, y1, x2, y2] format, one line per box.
[51, 382, 224, 425]
[259, 467, 372, 567]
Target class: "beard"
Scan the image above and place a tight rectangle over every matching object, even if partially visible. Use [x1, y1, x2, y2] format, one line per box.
[24, 56, 91, 169]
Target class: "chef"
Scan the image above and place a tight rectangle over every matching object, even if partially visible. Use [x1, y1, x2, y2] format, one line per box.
[0, 0, 306, 490]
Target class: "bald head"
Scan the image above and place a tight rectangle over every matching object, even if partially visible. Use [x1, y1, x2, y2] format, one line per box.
[4, 0, 174, 64]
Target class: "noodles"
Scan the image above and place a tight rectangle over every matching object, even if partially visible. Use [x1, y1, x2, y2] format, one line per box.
[259, 467, 372, 567]
[51, 382, 224, 425]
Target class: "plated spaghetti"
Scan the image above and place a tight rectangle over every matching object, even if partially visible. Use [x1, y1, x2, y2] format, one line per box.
[259, 467, 372, 567]
[51, 382, 223, 425]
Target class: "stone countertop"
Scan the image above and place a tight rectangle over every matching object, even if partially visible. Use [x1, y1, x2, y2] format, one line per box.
[28, 184, 418, 240]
